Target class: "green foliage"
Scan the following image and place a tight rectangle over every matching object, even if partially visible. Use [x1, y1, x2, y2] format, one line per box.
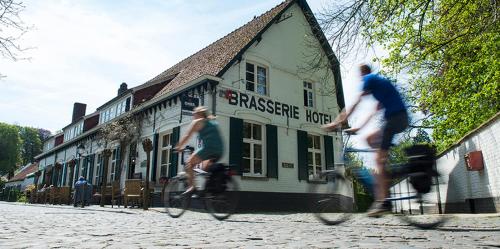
[0, 122, 48, 175]
[389, 129, 433, 165]
[378, 0, 500, 151]
[17, 192, 27, 203]
[0, 122, 21, 175]
[18, 126, 43, 165]
[320, 0, 499, 151]
[344, 143, 372, 196]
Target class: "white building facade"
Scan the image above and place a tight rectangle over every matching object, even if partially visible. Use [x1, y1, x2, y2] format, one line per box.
[35, 0, 350, 211]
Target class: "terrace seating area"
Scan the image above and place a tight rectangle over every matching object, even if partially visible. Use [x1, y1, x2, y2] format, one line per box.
[23, 180, 161, 209]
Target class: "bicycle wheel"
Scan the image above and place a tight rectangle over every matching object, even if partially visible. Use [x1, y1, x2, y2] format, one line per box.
[205, 177, 240, 220]
[397, 191, 449, 229]
[164, 178, 190, 218]
[308, 171, 354, 225]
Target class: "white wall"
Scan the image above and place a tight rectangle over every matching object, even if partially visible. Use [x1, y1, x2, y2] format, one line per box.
[391, 115, 500, 213]
[212, 4, 344, 194]
[436, 115, 499, 212]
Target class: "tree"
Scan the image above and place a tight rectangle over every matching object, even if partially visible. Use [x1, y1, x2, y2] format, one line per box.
[98, 113, 142, 181]
[317, 0, 499, 151]
[343, 142, 375, 211]
[0, 122, 21, 175]
[37, 128, 52, 142]
[0, 0, 30, 77]
[18, 126, 42, 165]
[388, 128, 432, 165]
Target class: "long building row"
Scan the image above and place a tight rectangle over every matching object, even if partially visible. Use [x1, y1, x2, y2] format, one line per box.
[32, 0, 349, 210]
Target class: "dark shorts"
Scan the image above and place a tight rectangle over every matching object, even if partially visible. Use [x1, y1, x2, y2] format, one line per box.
[194, 147, 222, 162]
[381, 111, 409, 150]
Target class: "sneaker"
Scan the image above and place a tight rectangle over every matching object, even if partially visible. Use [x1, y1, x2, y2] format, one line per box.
[180, 187, 195, 197]
[367, 200, 392, 218]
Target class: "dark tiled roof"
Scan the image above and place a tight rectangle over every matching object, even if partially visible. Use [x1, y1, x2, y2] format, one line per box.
[8, 163, 38, 182]
[149, 0, 294, 98]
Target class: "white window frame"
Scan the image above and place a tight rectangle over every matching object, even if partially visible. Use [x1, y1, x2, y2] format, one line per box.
[303, 81, 315, 108]
[307, 134, 324, 180]
[245, 62, 268, 96]
[109, 148, 118, 182]
[242, 121, 266, 177]
[157, 131, 172, 181]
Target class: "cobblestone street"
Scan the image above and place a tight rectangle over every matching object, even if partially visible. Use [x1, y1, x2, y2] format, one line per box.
[0, 202, 499, 248]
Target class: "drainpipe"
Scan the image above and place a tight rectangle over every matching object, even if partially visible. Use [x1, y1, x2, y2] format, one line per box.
[407, 179, 412, 214]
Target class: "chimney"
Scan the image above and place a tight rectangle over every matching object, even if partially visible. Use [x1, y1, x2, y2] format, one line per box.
[118, 82, 128, 96]
[72, 102, 87, 123]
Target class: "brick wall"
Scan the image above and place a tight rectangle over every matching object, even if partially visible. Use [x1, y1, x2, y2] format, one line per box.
[436, 114, 500, 213]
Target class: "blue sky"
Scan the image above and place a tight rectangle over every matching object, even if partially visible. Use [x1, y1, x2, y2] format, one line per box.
[0, 0, 380, 152]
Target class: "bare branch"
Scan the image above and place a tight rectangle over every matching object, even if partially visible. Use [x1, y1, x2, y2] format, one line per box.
[0, 0, 30, 62]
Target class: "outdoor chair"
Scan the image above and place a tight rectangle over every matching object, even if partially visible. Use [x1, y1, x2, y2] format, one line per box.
[111, 181, 123, 208]
[59, 187, 71, 205]
[93, 185, 111, 204]
[49, 187, 60, 204]
[25, 190, 31, 204]
[124, 179, 142, 208]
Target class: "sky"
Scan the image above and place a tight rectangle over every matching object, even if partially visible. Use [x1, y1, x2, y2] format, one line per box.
[0, 0, 380, 153]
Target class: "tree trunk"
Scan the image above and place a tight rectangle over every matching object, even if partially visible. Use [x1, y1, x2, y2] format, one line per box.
[142, 139, 153, 210]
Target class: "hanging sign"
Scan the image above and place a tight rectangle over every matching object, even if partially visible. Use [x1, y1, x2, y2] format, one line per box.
[181, 96, 199, 111]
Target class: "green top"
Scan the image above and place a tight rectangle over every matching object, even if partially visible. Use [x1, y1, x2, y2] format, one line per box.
[198, 119, 223, 152]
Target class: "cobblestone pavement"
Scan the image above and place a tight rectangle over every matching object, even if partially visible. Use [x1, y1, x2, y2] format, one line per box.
[0, 202, 499, 248]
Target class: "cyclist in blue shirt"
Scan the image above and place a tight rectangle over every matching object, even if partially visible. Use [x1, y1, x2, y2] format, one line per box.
[175, 106, 224, 195]
[323, 64, 409, 216]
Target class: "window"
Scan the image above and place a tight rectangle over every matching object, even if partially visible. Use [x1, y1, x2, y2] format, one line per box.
[307, 134, 323, 180]
[158, 132, 172, 180]
[246, 62, 267, 95]
[94, 153, 102, 184]
[303, 81, 314, 107]
[109, 106, 116, 120]
[242, 121, 265, 176]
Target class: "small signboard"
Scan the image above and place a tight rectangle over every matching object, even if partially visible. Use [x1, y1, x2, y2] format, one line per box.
[181, 96, 199, 112]
[282, 162, 294, 168]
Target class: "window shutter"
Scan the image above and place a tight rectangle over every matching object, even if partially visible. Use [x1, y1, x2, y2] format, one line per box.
[297, 130, 308, 181]
[82, 157, 88, 182]
[303, 89, 308, 107]
[324, 135, 335, 170]
[74, 160, 80, 185]
[88, 155, 94, 184]
[229, 117, 243, 175]
[169, 127, 180, 177]
[151, 134, 159, 181]
[98, 155, 104, 186]
[125, 97, 131, 111]
[61, 163, 67, 186]
[266, 124, 278, 178]
[41, 170, 45, 186]
[115, 146, 121, 182]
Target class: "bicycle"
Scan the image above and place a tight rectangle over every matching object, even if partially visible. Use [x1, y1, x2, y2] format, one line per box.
[308, 130, 448, 229]
[164, 146, 240, 220]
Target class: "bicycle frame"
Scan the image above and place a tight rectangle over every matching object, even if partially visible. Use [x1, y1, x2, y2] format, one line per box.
[340, 132, 422, 203]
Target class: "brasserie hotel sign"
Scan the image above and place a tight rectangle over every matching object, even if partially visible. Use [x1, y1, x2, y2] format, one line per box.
[220, 89, 333, 125]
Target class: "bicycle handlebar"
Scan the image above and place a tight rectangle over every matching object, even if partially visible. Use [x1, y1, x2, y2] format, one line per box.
[184, 145, 195, 152]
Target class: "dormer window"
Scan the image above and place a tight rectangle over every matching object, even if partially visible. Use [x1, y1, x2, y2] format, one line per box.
[246, 62, 268, 95]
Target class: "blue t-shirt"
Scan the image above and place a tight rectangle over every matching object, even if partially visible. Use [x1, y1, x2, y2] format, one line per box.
[362, 74, 406, 118]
